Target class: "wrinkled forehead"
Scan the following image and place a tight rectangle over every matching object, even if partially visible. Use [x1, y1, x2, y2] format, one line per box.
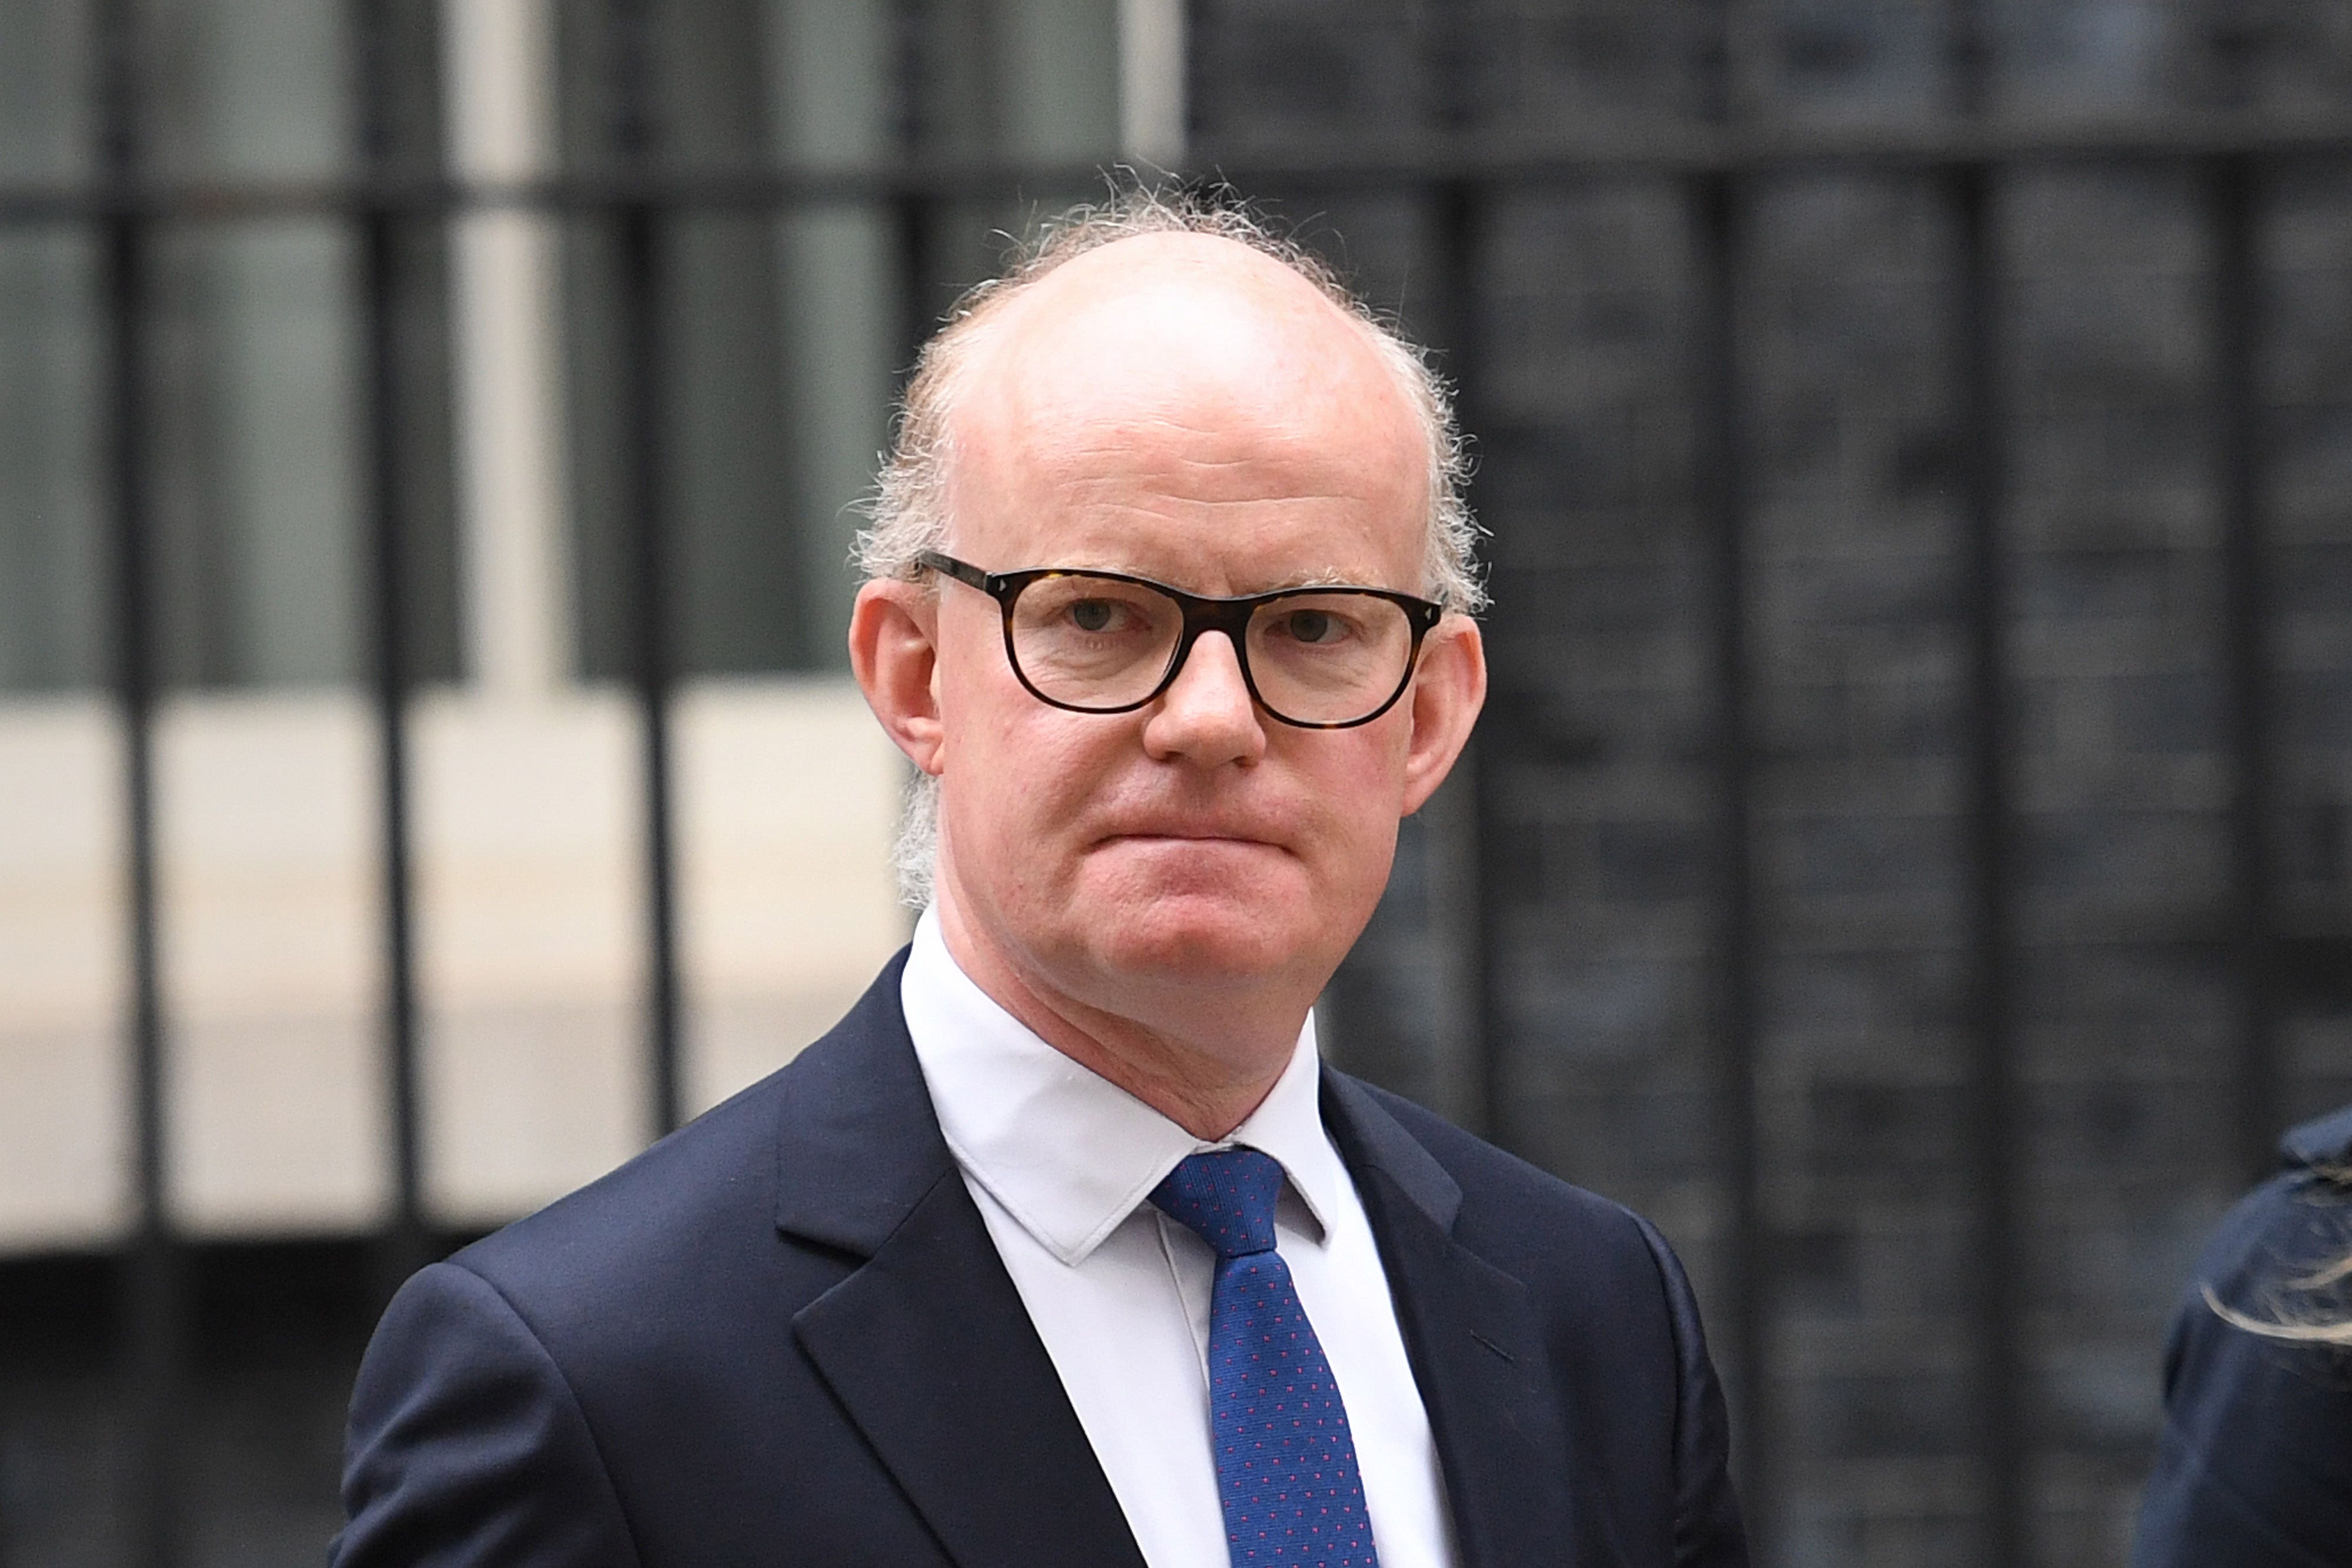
[940, 235, 1429, 544]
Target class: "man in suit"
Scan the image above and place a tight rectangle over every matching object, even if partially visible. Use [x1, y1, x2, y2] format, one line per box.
[335, 195, 1749, 1568]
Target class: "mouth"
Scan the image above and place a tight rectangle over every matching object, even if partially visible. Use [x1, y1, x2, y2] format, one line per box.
[1095, 828, 1288, 851]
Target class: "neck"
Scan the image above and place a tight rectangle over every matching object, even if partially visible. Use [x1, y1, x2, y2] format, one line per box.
[931, 894, 1308, 1142]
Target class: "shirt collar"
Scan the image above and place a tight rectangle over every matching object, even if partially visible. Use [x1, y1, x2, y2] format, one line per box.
[899, 906, 1342, 1267]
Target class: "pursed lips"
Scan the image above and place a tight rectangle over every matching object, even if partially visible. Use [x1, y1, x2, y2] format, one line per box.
[1095, 827, 1289, 851]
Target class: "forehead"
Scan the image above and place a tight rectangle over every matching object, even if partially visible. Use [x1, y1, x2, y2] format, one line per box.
[941, 235, 1431, 589]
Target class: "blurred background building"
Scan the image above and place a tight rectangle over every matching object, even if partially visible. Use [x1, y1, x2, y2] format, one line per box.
[1, 1, 2348, 1564]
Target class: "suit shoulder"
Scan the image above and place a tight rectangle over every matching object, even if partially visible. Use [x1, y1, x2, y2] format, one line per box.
[1345, 1078, 1665, 1279]
[455, 958, 917, 1281]
[446, 1017, 884, 1347]
[2157, 1141, 2352, 1439]
[453, 1067, 783, 1301]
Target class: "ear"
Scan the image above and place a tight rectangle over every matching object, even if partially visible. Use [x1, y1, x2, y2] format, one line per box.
[1399, 615, 1486, 817]
[849, 579, 946, 776]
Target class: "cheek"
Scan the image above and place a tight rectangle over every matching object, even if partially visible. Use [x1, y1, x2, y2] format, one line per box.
[1325, 794, 1403, 904]
[955, 731, 1113, 854]
[1283, 734, 1410, 881]
[938, 675, 1124, 856]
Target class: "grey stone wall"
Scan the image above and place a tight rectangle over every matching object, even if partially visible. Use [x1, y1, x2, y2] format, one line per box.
[1193, 5, 2352, 1566]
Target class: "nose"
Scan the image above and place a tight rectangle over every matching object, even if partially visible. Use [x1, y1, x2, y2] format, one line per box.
[1141, 630, 1267, 769]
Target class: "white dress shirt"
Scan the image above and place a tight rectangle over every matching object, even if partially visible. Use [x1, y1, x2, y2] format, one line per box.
[900, 908, 1457, 1568]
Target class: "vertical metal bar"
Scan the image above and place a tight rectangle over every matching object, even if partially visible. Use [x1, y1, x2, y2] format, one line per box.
[1693, 168, 1770, 1558]
[1423, 176, 1498, 1146]
[1947, 3, 2025, 1558]
[1692, 6, 1769, 1544]
[891, 196, 932, 386]
[353, 0, 427, 1292]
[613, 0, 684, 1139]
[2212, 154, 2277, 1187]
[1953, 156, 2026, 1568]
[94, 1, 181, 1562]
[889, 0, 934, 387]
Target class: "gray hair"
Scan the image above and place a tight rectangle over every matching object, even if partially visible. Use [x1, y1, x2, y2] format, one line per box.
[859, 188, 1484, 906]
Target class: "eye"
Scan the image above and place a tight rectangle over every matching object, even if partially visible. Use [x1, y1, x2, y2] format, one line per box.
[1277, 609, 1344, 644]
[1067, 599, 1121, 633]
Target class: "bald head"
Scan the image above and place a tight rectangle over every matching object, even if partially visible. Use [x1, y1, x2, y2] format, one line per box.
[940, 233, 1432, 584]
[950, 233, 1425, 467]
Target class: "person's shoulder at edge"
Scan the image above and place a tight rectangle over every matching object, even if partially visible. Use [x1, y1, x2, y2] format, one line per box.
[2129, 1102, 2352, 1568]
[2192, 1100, 2352, 1298]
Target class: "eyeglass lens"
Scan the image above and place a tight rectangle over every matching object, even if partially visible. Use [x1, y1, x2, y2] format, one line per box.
[1007, 573, 1416, 725]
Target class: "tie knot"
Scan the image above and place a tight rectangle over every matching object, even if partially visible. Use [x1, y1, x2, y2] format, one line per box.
[1150, 1148, 1285, 1259]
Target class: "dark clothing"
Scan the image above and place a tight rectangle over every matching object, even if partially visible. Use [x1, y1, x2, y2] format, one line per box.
[2132, 1105, 2352, 1568]
[335, 951, 1749, 1567]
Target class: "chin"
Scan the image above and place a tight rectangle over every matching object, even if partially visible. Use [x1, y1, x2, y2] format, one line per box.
[1110, 904, 1301, 977]
[1066, 867, 1310, 985]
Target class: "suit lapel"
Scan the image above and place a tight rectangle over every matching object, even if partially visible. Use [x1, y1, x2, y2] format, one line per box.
[1324, 1074, 1581, 1568]
[793, 1169, 1148, 1568]
[770, 957, 1146, 1568]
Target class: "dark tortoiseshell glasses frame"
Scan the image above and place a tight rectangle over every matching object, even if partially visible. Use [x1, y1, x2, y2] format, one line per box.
[916, 550, 1446, 730]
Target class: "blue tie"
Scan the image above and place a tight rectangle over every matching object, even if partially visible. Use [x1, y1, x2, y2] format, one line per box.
[1150, 1148, 1382, 1568]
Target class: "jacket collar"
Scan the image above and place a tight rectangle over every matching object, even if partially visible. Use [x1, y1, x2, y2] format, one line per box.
[770, 948, 955, 1255]
[899, 907, 1344, 1265]
[1319, 1068, 1464, 1231]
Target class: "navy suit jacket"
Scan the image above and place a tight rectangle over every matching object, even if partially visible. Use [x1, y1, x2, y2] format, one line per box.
[2130, 1104, 2352, 1568]
[335, 952, 1748, 1567]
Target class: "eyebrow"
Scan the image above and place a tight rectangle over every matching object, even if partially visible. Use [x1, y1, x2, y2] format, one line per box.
[1241, 570, 1367, 594]
[1053, 563, 1384, 596]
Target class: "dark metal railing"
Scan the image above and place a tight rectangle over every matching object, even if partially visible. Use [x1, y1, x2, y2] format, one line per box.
[2213, 156, 2284, 1191]
[609, 0, 687, 1142]
[14, 111, 2352, 225]
[1690, 166, 1772, 1546]
[1952, 153, 2027, 1568]
[4, 1, 2350, 1561]
[88, 1, 181, 1560]
[353, 0, 429, 1315]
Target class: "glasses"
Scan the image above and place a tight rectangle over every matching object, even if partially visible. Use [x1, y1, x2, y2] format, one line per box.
[918, 551, 1445, 730]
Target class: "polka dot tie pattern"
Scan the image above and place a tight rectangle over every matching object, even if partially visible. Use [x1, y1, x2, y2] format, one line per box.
[1150, 1149, 1382, 1568]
